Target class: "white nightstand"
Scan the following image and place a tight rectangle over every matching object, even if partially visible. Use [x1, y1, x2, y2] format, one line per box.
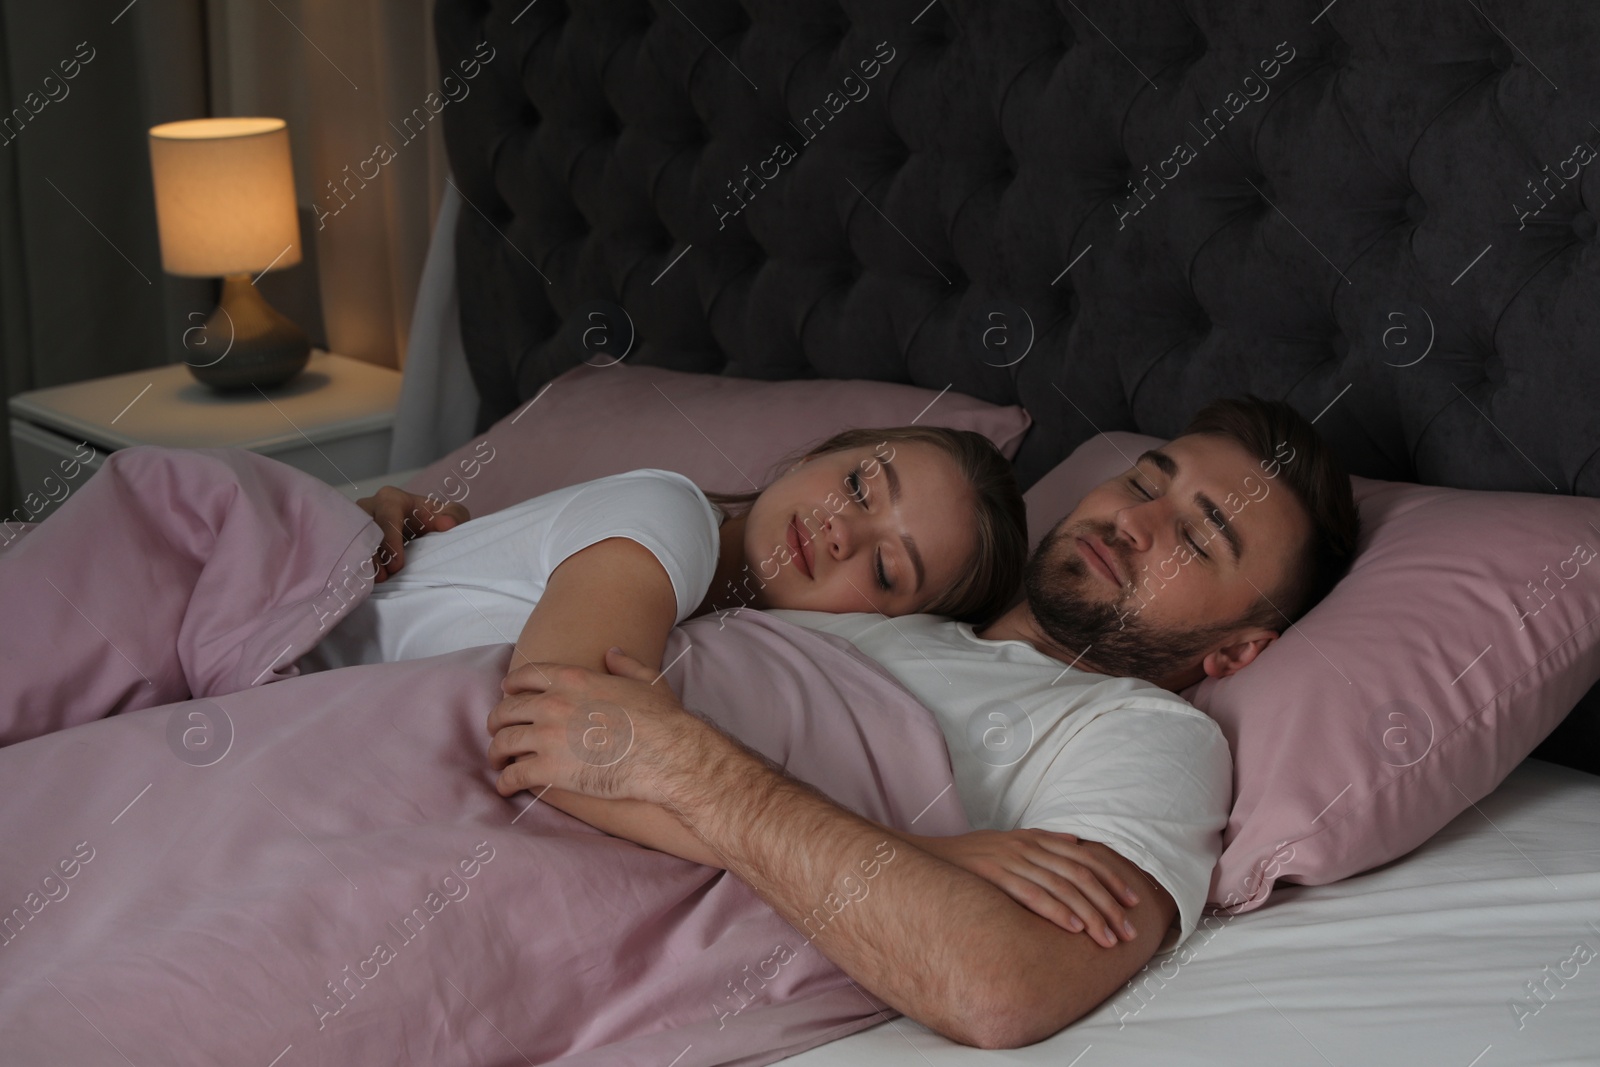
[8, 351, 403, 523]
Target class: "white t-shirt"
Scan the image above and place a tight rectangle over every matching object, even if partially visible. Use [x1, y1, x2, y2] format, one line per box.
[300, 469, 722, 671]
[766, 609, 1232, 950]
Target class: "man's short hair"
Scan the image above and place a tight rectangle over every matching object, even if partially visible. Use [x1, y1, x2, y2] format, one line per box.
[1182, 395, 1360, 631]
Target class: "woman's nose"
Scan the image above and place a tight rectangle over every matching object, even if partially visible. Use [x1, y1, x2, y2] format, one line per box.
[824, 514, 851, 559]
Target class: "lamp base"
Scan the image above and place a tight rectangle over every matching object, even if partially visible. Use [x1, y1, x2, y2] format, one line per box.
[182, 273, 311, 391]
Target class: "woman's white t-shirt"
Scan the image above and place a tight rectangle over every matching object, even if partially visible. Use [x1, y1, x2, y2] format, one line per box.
[299, 469, 723, 671]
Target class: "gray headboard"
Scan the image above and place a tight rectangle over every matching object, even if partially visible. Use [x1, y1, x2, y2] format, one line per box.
[433, 0, 1600, 764]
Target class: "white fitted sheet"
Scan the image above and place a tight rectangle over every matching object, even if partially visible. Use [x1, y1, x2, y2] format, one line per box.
[788, 759, 1600, 1066]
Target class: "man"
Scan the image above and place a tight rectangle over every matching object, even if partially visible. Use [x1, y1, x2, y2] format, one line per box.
[374, 395, 1360, 1048]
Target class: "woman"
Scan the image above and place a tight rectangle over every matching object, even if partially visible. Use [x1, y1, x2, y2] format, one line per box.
[356, 427, 1140, 945]
[315, 426, 1029, 680]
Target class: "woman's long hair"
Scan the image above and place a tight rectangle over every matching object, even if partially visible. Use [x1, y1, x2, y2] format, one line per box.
[706, 426, 1027, 625]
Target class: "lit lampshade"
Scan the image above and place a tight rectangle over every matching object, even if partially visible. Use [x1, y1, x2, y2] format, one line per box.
[148, 117, 311, 390]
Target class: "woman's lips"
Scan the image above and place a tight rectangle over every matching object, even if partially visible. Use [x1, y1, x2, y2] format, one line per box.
[788, 517, 814, 579]
[1077, 536, 1121, 585]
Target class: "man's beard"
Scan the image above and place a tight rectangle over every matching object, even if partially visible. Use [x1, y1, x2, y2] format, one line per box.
[1022, 518, 1241, 687]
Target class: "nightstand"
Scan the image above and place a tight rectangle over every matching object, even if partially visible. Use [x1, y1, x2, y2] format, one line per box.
[8, 351, 402, 523]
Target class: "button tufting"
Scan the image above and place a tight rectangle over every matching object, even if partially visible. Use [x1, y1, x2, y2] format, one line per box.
[813, 24, 846, 53]
[1405, 191, 1427, 226]
[1489, 41, 1514, 70]
[1572, 210, 1597, 241]
[1326, 38, 1352, 67]
[918, 5, 953, 43]
[885, 135, 913, 169]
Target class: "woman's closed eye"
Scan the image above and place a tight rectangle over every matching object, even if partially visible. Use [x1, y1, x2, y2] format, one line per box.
[874, 549, 892, 591]
[846, 472, 894, 591]
[847, 470, 868, 505]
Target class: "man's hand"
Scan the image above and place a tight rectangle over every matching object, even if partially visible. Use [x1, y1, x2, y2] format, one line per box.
[908, 828, 1141, 948]
[486, 648, 705, 803]
[355, 486, 470, 582]
[490, 648, 1178, 1048]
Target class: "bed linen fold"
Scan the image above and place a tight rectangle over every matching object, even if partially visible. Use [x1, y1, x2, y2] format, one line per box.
[0, 445, 382, 744]
[0, 446, 969, 1066]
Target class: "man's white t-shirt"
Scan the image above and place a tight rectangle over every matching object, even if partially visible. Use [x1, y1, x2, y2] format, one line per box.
[766, 609, 1232, 950]
[300, 469, 723, 671]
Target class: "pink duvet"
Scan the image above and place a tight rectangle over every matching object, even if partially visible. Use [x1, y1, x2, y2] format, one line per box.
[0, 447, 968, 1066]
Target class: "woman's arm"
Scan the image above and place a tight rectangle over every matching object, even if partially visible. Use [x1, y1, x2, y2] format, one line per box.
[501, 536, 723, 867]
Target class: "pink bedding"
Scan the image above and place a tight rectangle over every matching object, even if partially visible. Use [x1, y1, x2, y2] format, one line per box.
[0, 447, 968, 1066]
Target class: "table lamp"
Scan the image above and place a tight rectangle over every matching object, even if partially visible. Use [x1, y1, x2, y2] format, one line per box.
[148, 117, 310, 390]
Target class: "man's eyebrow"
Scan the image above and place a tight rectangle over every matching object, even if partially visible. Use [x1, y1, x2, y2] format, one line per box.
[1194, 492, 1243, 564]
[878, 457, 925, 592]
[1137, 449, 1177, 478]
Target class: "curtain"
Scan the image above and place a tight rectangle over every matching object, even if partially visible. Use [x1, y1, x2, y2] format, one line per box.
[0, 0, 445, 512]
[0, 0, 211, 514]
[204, 0, 447, 374]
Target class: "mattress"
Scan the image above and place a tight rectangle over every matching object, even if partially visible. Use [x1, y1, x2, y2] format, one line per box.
[789, 759, 1600, 1066]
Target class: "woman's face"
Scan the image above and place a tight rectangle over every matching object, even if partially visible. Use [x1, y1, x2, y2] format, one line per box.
[741, 440, 978, 616]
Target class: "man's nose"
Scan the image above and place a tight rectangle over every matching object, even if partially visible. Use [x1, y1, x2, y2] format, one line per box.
[1114, 501, 1157, 553]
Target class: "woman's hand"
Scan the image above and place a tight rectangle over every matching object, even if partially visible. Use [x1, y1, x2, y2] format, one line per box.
[355, 486, 470, 582]
[911, 828, 1141, 948]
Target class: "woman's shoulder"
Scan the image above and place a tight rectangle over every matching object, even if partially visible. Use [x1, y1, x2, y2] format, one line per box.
[555, 469, 720, 528]
[577, 468, 711, 504]
[485, 469, 709, 525]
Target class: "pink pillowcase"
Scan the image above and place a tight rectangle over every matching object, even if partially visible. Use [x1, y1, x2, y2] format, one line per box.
[1024, 432, 1600, 910]
[403, 364, 1032, 516]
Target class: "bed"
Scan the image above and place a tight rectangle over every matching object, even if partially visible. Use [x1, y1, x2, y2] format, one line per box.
[4, 0, 1600, 1062]
[408, 0, 1600, 1060]
[788, 758, 1600, 1066]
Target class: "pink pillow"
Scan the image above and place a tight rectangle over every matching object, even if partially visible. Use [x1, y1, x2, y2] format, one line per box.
[1024, 432, 1600, 911]
[403, 365, 1032, 516]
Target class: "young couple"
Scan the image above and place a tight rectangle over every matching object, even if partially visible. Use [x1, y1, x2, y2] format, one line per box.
[340, 394, 1359, 1046]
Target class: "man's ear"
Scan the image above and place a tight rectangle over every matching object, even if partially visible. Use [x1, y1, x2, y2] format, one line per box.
[1201, 629, 1279, 680]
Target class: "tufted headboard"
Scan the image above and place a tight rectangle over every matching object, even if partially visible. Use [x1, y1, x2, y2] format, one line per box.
[435, 0, 1598, 497]
[433, 0, 1599, 763]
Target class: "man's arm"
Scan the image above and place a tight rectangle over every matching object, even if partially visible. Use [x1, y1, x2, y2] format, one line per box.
[490, 650, 1179, 1049]
[651, 715, 1174, 1047]
[499, 536, 724, 868]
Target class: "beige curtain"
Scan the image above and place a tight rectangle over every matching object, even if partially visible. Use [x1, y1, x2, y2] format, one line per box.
[204, 0, 448, 372]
